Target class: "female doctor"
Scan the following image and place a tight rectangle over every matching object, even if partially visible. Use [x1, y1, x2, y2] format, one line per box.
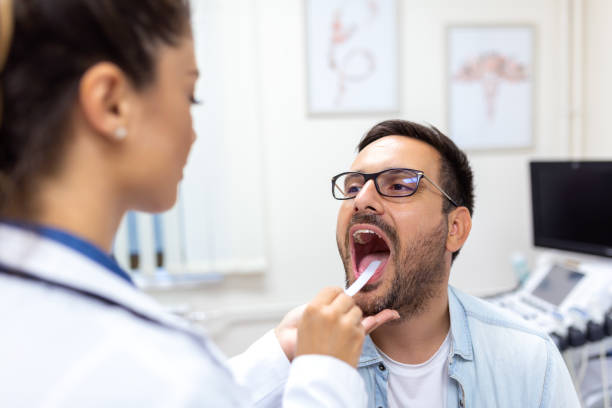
[0, 0, 396, 406]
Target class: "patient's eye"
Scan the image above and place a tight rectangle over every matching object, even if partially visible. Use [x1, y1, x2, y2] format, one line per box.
[347, 184, 362, 194]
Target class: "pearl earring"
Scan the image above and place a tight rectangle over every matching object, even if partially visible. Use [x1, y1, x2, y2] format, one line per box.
[114, 127, 128, 140]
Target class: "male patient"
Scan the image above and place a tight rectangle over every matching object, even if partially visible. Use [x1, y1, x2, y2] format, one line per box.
[331, 119, 580, 407]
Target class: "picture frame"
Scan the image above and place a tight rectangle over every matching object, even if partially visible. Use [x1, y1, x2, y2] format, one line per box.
[446, 25, 535, 150]
[305, 0, 399, 115]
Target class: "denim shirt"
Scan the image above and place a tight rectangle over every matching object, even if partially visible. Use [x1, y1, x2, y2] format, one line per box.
[357, 286, 581, 408]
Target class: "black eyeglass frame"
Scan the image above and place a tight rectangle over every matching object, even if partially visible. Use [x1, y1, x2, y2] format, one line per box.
[331, 168, 459, 207]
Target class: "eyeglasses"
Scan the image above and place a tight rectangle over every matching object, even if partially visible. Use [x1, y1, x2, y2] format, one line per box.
[331, 168, 459, 207]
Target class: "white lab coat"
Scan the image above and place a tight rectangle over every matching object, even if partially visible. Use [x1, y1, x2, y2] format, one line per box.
[0, 223, 367, 407]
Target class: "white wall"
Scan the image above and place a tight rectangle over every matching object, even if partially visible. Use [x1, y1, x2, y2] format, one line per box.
[584, 0, 612, 158]
[147, 0, 610, 357]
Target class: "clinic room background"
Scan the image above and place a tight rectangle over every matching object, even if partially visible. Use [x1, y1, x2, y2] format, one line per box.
[110, 0, 612, 357]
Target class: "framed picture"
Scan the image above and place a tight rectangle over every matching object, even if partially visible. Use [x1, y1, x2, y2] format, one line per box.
[447, 25, 535, 150]
[305, 0, 399, 115]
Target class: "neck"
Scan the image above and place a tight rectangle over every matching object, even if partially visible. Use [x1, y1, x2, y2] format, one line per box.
[370, 287, 450, 364]
[8, 133, 126, 252]
[30, 177, 123, 252]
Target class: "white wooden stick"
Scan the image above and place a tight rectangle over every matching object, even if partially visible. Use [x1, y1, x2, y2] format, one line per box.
[344, 260, 381, 296]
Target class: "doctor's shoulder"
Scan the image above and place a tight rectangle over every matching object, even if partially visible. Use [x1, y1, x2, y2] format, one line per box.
[0, 270, 247, 406]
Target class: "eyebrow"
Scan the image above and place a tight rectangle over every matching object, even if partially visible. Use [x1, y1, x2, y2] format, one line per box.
[350, 167, 404, 173]
[187, 69, 200, 78]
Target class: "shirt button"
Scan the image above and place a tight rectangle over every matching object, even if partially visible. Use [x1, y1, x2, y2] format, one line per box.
[378, 363, 386, 371]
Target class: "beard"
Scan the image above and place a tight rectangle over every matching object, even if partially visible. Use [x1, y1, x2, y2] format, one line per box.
[338, 213, 448, 320]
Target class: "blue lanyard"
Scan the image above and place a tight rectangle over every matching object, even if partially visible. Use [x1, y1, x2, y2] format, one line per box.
[1, 220, 134, 286]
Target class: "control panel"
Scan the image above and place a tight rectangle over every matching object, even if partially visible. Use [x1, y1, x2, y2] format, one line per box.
[487, 253, 612, 351]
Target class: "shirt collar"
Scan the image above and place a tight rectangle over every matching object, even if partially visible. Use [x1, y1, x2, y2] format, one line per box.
[357, 285, 474, 367]
[448, 285, 474, 361]
[0, 220, 133, 286]
[358, 335, 382, 367]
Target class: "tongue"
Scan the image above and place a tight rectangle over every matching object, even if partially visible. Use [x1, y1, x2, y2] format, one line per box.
[345, 260, 381, 296]
[357, 252, 388, 275]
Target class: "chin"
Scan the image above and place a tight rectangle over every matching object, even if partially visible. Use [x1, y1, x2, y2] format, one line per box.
[154, 193, 179, 213]
[137, 188, 178, 213]
[353, 288, 388, 316]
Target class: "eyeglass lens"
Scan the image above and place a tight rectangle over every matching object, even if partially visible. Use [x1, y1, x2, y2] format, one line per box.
[334, 169, 420, 199]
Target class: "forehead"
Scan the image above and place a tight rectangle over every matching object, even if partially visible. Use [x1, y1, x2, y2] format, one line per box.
[158, 35, 197, 74]
[178, 37, 196, 66]
[351, 135, 442, 177]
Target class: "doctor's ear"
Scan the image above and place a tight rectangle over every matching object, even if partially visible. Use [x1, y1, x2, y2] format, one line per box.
[446, 206, 471, 254]
[78, 62, 133, 142]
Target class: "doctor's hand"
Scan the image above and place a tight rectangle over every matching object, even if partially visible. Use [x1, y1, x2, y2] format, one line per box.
[361, 309, 401, 333]
[274, 304, 306, 363]
[295, 287, 364, 367]
[275, 292, 399, 362]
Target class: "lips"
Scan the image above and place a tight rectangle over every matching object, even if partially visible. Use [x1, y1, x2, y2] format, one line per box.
[349, 224, 392, 285]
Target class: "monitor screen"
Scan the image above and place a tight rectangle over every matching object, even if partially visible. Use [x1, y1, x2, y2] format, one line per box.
[531, 264, 584, 306]
[531, 161, 612, 258]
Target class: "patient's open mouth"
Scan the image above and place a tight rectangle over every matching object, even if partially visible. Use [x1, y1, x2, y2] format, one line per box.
[350, 224, 392, 285]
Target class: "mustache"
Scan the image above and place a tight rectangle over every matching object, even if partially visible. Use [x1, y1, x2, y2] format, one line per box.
[345, 213, 399, 253]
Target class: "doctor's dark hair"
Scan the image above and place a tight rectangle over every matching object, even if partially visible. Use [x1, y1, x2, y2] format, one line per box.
[358, 120, 474, 261]
[0, 0, 191, 214]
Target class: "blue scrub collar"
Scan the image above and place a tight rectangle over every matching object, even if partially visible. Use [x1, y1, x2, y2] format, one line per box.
[0, 219, 134, 286]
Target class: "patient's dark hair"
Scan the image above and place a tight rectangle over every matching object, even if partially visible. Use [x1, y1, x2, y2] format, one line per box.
[0, 0, 191, 214]
[358, 120, 474, 261]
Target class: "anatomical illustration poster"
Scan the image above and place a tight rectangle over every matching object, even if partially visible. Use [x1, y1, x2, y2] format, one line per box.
[447, 25, 534, 150]
[306, 0, 399, 115]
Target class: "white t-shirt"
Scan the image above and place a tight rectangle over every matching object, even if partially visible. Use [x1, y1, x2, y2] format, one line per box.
[377, 332, 450, 408]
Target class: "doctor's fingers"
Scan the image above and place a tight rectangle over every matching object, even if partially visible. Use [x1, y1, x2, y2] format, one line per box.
[328, 291, 356, 314]
[362, 309, 400, 334]
[309, 286, 344, 307]
[342, 305, 364, 328]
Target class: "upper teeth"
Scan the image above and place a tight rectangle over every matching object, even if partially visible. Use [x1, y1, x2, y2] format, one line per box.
[353, 229, 380, 244]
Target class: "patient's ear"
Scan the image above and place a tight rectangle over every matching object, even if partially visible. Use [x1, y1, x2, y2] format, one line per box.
[446, 207, 471, 254]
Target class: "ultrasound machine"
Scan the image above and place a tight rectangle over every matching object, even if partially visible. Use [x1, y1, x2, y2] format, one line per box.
[486, 161, 612, 408]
